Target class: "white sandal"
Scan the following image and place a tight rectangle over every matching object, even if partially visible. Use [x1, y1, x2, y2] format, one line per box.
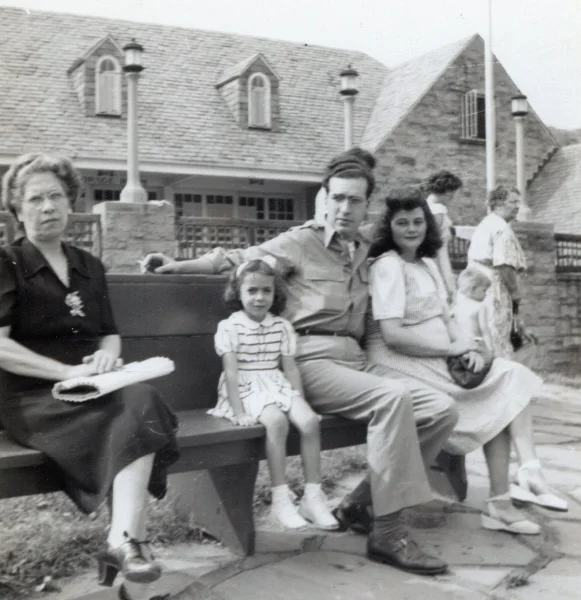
[481, 493, 541, 535]
[510, 459, 568, 512]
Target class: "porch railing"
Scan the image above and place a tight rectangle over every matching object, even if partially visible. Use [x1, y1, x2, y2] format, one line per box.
[176, 216, 474, 265]
[555, 233, 581, 273]
[0, 212, 102, 258]
[176, 217, 303, 259]
[449, 235, 470, 270]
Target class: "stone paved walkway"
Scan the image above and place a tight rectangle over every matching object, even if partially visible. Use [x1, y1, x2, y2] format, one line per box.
[36, 382, 581, 599]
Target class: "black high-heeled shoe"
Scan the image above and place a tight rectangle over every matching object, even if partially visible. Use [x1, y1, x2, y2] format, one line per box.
[97, 532, 162, 586]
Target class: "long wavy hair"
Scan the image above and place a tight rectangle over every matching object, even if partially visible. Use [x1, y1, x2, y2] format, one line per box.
[223, 259, 288, 315]
[368, 187, 443, 259]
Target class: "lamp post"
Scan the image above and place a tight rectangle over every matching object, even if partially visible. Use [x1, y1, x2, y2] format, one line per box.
[339, 66, 359, 150]
[485, 0, 496, 193]
[511, 94, 531, 221]
[120, 39, 146, 203]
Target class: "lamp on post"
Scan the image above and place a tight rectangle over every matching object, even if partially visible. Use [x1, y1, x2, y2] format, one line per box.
[120, 39, 146, 203]
[511, 94, 531, 221]
[339, 66, 359, 150]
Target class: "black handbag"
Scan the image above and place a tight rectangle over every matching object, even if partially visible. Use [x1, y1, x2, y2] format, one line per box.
[446, 353, 492, 389]
[510, 319, 524, 351]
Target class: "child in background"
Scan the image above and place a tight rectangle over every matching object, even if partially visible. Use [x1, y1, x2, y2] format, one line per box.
[208, 258, 339, 531]
[453, 265, 494, 358]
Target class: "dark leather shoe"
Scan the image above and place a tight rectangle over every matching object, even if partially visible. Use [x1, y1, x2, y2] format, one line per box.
[367, 534, 448, 575]
[97, 532, 162, 586]
[332, 503, 373, 534]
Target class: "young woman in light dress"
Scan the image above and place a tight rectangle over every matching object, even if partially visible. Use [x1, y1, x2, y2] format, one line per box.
[365, 189, 566, 535]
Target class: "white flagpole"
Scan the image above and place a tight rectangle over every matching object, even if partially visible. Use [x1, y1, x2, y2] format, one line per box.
[485, 0, 496, 193]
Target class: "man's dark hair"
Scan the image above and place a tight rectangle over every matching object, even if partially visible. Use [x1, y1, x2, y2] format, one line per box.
[368, 187, 443, 259]
[321, 147, 376, 198]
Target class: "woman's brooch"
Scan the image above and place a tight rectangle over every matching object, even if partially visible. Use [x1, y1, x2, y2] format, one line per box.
[64, 291, 86, 317]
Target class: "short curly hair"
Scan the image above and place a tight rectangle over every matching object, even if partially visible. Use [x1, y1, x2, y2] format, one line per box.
[487, 185, 520, 210]
[423, 170, 463, 195]
[321, 147, 376, 199]
[1, 153, 82, 220]
[223, 259, 288, 316]
[368, 187, 443, 259]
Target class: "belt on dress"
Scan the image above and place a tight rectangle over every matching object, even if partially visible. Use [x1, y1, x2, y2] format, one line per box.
[296, 328, 355, 339]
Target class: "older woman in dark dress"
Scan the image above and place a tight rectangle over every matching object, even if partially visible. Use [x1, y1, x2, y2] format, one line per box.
[0, 154, 180, 587]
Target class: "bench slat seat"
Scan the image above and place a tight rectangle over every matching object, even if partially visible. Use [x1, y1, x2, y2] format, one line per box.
[0, 411, 367, 490]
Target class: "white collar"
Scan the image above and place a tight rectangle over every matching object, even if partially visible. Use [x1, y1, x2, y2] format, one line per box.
[231, 310, 276, 329]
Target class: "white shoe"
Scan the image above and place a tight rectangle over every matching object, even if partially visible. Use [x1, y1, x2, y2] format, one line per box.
[299, 488, 340, 531]
[511, 460, 568, 512]
[481, 494, 541, 535]
[271, 491, 309, 531]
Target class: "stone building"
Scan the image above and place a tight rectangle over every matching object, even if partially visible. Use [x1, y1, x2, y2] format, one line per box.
[0, 7, 558, 226]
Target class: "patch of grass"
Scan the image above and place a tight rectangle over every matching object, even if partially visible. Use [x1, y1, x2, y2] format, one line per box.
[0, 446, 367, 597]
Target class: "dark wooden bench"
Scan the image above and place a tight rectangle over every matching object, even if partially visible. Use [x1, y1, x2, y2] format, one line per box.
[0, 274, 369, 556]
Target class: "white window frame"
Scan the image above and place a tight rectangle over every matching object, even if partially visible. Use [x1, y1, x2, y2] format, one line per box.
[95, 55, 122, 116]
[247, 73, 271, 129]
[461, 90, 486, 140]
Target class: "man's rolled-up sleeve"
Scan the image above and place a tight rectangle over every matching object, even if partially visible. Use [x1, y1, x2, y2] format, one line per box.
[205, 230, 302, 275]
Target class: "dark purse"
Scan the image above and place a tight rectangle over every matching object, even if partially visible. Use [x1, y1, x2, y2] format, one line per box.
[446, 353, 492, 389]
[510, 319, 524, 351]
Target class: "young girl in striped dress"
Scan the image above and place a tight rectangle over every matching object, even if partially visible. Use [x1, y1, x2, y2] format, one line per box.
[208, 258, 339, 531]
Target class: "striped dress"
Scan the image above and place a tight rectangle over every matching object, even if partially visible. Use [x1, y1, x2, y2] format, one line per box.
[365, 251, 543, 455]
[208, 310, 301, 422]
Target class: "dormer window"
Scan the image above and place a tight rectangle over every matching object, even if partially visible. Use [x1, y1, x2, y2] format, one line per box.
[248, 73, 271, 128]
[96, 56, 121, 116]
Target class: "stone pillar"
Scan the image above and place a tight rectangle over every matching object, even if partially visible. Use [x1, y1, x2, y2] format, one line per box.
[513, 221, 557, 370]
[93, 201, 176, 273]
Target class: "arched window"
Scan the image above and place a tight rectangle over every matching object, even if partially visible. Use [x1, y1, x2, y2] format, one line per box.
[248, 73, 271, 128]
[95, 56, 121, 116]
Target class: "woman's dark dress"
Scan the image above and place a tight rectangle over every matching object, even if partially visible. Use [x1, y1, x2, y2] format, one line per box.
[0, 239, 179, 513]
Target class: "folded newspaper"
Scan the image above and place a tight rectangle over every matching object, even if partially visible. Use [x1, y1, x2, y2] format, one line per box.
[52, 357, 175, 402]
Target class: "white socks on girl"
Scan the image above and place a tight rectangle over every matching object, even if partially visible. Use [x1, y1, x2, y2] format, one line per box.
[299, 483, 340, 530]
[271, 484, 308, 530]
[270, 483, 339, 531]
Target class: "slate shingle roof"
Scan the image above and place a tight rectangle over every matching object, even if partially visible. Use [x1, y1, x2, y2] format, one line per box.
[362, 36, 474, 151]
[528, 144, 581, 234]
[0, 7, 386, 175]
[0, 8, 483, 178]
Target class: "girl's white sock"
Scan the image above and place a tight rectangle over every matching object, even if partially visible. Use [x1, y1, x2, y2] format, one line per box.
[304, 482, 322, 498]
[271, 484, 291, 502]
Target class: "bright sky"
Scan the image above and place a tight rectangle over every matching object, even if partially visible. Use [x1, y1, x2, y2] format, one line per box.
[3, 0, 580, 129]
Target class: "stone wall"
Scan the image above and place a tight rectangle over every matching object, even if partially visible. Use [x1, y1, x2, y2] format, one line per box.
[553, 275, 581, 375]
[93, 201, 176, 273]
[513, 222, 559, 370]
[370, 36, 557, 225]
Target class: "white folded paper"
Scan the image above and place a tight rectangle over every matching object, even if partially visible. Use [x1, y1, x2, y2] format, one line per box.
[52, 357, 175, 402]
